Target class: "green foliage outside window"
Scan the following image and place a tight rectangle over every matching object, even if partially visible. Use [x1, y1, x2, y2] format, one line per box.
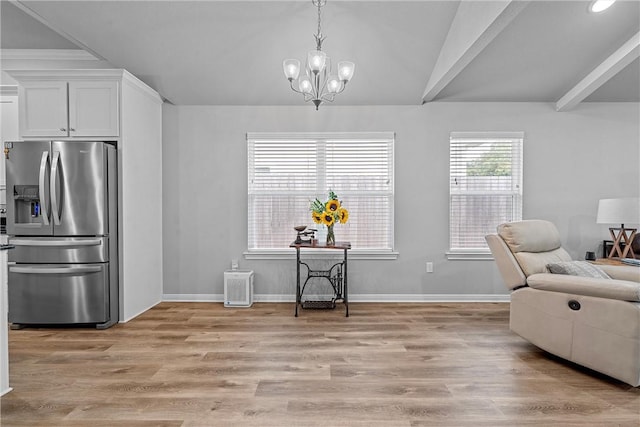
[467, 144, 512, 177]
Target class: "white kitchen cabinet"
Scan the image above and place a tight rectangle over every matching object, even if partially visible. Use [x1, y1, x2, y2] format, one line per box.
[18, 80, 119, 138]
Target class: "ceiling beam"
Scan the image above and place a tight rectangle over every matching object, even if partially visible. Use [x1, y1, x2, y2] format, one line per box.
[556, 31, 640, 112]
[422, 0, 529, 103]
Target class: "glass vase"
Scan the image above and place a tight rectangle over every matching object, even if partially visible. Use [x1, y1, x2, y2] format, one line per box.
[326, 224, 335, 246]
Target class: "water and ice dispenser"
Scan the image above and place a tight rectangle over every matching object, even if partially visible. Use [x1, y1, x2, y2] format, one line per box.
[13, 185, 42, 224]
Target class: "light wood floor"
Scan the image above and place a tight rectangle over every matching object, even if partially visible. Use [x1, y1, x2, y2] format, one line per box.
[1, 302, 639, 426]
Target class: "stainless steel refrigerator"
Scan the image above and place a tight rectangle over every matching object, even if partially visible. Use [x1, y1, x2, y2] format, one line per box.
[6, 140, 118, 329]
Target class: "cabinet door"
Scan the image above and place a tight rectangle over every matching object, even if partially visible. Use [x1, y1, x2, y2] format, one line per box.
[0, 93, 19, 187]
[68, 81, 119, 137]
[19, 82, 68, 138]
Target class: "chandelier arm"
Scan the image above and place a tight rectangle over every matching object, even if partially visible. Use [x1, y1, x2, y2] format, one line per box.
[288, 80, 304, 94]
[320, 93, 336, 102]
[332, 81, 348, 95]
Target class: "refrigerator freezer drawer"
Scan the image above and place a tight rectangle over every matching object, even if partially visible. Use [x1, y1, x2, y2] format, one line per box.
[8, 236, 109, 263]
[8, 263, 110, 325]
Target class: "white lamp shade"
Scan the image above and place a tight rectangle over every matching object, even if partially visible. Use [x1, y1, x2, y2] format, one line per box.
[327, 76, 341, 93]
[298, 75, 313, 94]
[338, 61, 355, 82]
[590, 0, 616, 12]
[283, 59, 300, 80]
[596, 197, 640, 225]
[307, 50, 327, 73]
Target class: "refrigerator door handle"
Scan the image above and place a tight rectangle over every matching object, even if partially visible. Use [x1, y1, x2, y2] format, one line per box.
[9, 265, 103, 275]
[51, 151, 62, 226]
[38, 151, 50, 226]
[10, 239, 103, 247]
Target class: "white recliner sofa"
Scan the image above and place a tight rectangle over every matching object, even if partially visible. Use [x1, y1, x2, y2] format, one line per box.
[486, 220, 640, 387]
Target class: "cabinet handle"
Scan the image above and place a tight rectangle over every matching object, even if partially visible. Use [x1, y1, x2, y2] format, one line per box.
[60, 128, 67, 132]
[70, 128, 76, 132]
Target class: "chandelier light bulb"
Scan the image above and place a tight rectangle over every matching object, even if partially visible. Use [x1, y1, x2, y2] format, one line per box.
[338, 61, 355, 82]
[283, 59, 300, 80]
[327, 76, 341, 93]
[308, 50, 327, 74]
[299, 76, 313, 94]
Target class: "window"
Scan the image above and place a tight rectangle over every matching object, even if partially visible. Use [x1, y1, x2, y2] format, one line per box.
[448, 132, 523, 259]
[247, 132, 395, 256]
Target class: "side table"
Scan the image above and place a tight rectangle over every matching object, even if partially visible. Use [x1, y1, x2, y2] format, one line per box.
[290, 240, 351, 317]
[590, 258, 635, 267]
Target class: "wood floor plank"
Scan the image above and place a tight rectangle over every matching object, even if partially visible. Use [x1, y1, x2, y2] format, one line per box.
[1, 302, 638, 426]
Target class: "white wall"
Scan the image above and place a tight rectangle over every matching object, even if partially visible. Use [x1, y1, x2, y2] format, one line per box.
[120, 74, 164, 321]
[162, 102, 639, 300]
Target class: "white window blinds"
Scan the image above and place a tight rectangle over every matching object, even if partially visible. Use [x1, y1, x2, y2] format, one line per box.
[449, 132, 523, 251]
[248, 132, 395, 250]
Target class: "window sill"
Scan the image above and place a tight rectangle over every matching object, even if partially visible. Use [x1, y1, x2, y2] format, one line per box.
[244, 248, 399, 260]
[445, 250, 494, 261]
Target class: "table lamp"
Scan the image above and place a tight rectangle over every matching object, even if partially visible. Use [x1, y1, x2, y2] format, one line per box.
[596, 197, 640, 258]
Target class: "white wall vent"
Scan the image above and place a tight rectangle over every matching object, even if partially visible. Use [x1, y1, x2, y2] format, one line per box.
[224, 270, 254, 307]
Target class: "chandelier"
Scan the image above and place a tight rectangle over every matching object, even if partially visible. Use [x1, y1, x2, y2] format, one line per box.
[283, 0, 355, 110]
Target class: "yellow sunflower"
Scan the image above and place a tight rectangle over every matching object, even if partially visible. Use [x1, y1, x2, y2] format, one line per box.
[322, 211, 335, 226]
[326, 199, 340, 212]
[337, 207, 349, 224]
[312, 211, 323, 224]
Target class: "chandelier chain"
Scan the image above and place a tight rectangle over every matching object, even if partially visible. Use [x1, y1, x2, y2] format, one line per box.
[314, 0, 325, 51]
[317, 0, 322, 38]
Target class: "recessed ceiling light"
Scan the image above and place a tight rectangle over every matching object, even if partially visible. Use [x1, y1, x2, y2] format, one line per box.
[590, 0, 616, 13]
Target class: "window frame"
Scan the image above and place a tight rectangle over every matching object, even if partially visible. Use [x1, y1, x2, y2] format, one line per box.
[245, 131, 398, 260]
[446, 131, 524, 260]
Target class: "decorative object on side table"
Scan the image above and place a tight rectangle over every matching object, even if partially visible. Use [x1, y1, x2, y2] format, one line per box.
[596, 197, 640, 259]
[310, 190, 349, 246]
[293, 225, 316, 245]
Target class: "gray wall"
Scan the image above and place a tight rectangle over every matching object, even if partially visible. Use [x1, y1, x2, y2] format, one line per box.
[162, 102, 639, 300]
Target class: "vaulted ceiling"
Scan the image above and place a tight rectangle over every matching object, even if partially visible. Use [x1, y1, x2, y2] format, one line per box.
[1, 0, 639, 108]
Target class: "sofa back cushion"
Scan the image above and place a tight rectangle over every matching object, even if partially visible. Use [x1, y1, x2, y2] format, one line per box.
[498, 220, 562, 252]
[497, 220, 572, 277]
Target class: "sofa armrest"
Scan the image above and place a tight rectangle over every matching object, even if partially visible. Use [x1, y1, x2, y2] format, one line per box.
[597, 264, 640, 283]
[527, 273, 640, 302]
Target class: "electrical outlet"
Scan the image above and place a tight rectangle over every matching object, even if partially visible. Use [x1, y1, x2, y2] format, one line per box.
[426, 262, 433, 273]
[231, 259, 239, 270]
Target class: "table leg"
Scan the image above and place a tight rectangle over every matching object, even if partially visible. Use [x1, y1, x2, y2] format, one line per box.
[295, 248, 300, 317]
[344, 248, 349, 317]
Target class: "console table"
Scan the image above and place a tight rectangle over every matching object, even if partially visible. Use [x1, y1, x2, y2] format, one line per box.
[290, 240, 351, 317]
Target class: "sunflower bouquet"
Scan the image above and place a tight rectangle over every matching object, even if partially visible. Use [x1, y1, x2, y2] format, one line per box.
[310, 190, 348, 245]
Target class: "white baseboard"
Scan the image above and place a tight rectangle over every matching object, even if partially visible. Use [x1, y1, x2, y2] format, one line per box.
[162, 293, 510, 303]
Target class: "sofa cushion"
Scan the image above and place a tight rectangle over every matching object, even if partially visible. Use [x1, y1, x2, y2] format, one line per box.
[527, 273, 640, 302]
[547, 261, 611, 279]
[598, 264, 640, 283]
[514, 247, 572, 277]
[498, 220, 562, 253]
